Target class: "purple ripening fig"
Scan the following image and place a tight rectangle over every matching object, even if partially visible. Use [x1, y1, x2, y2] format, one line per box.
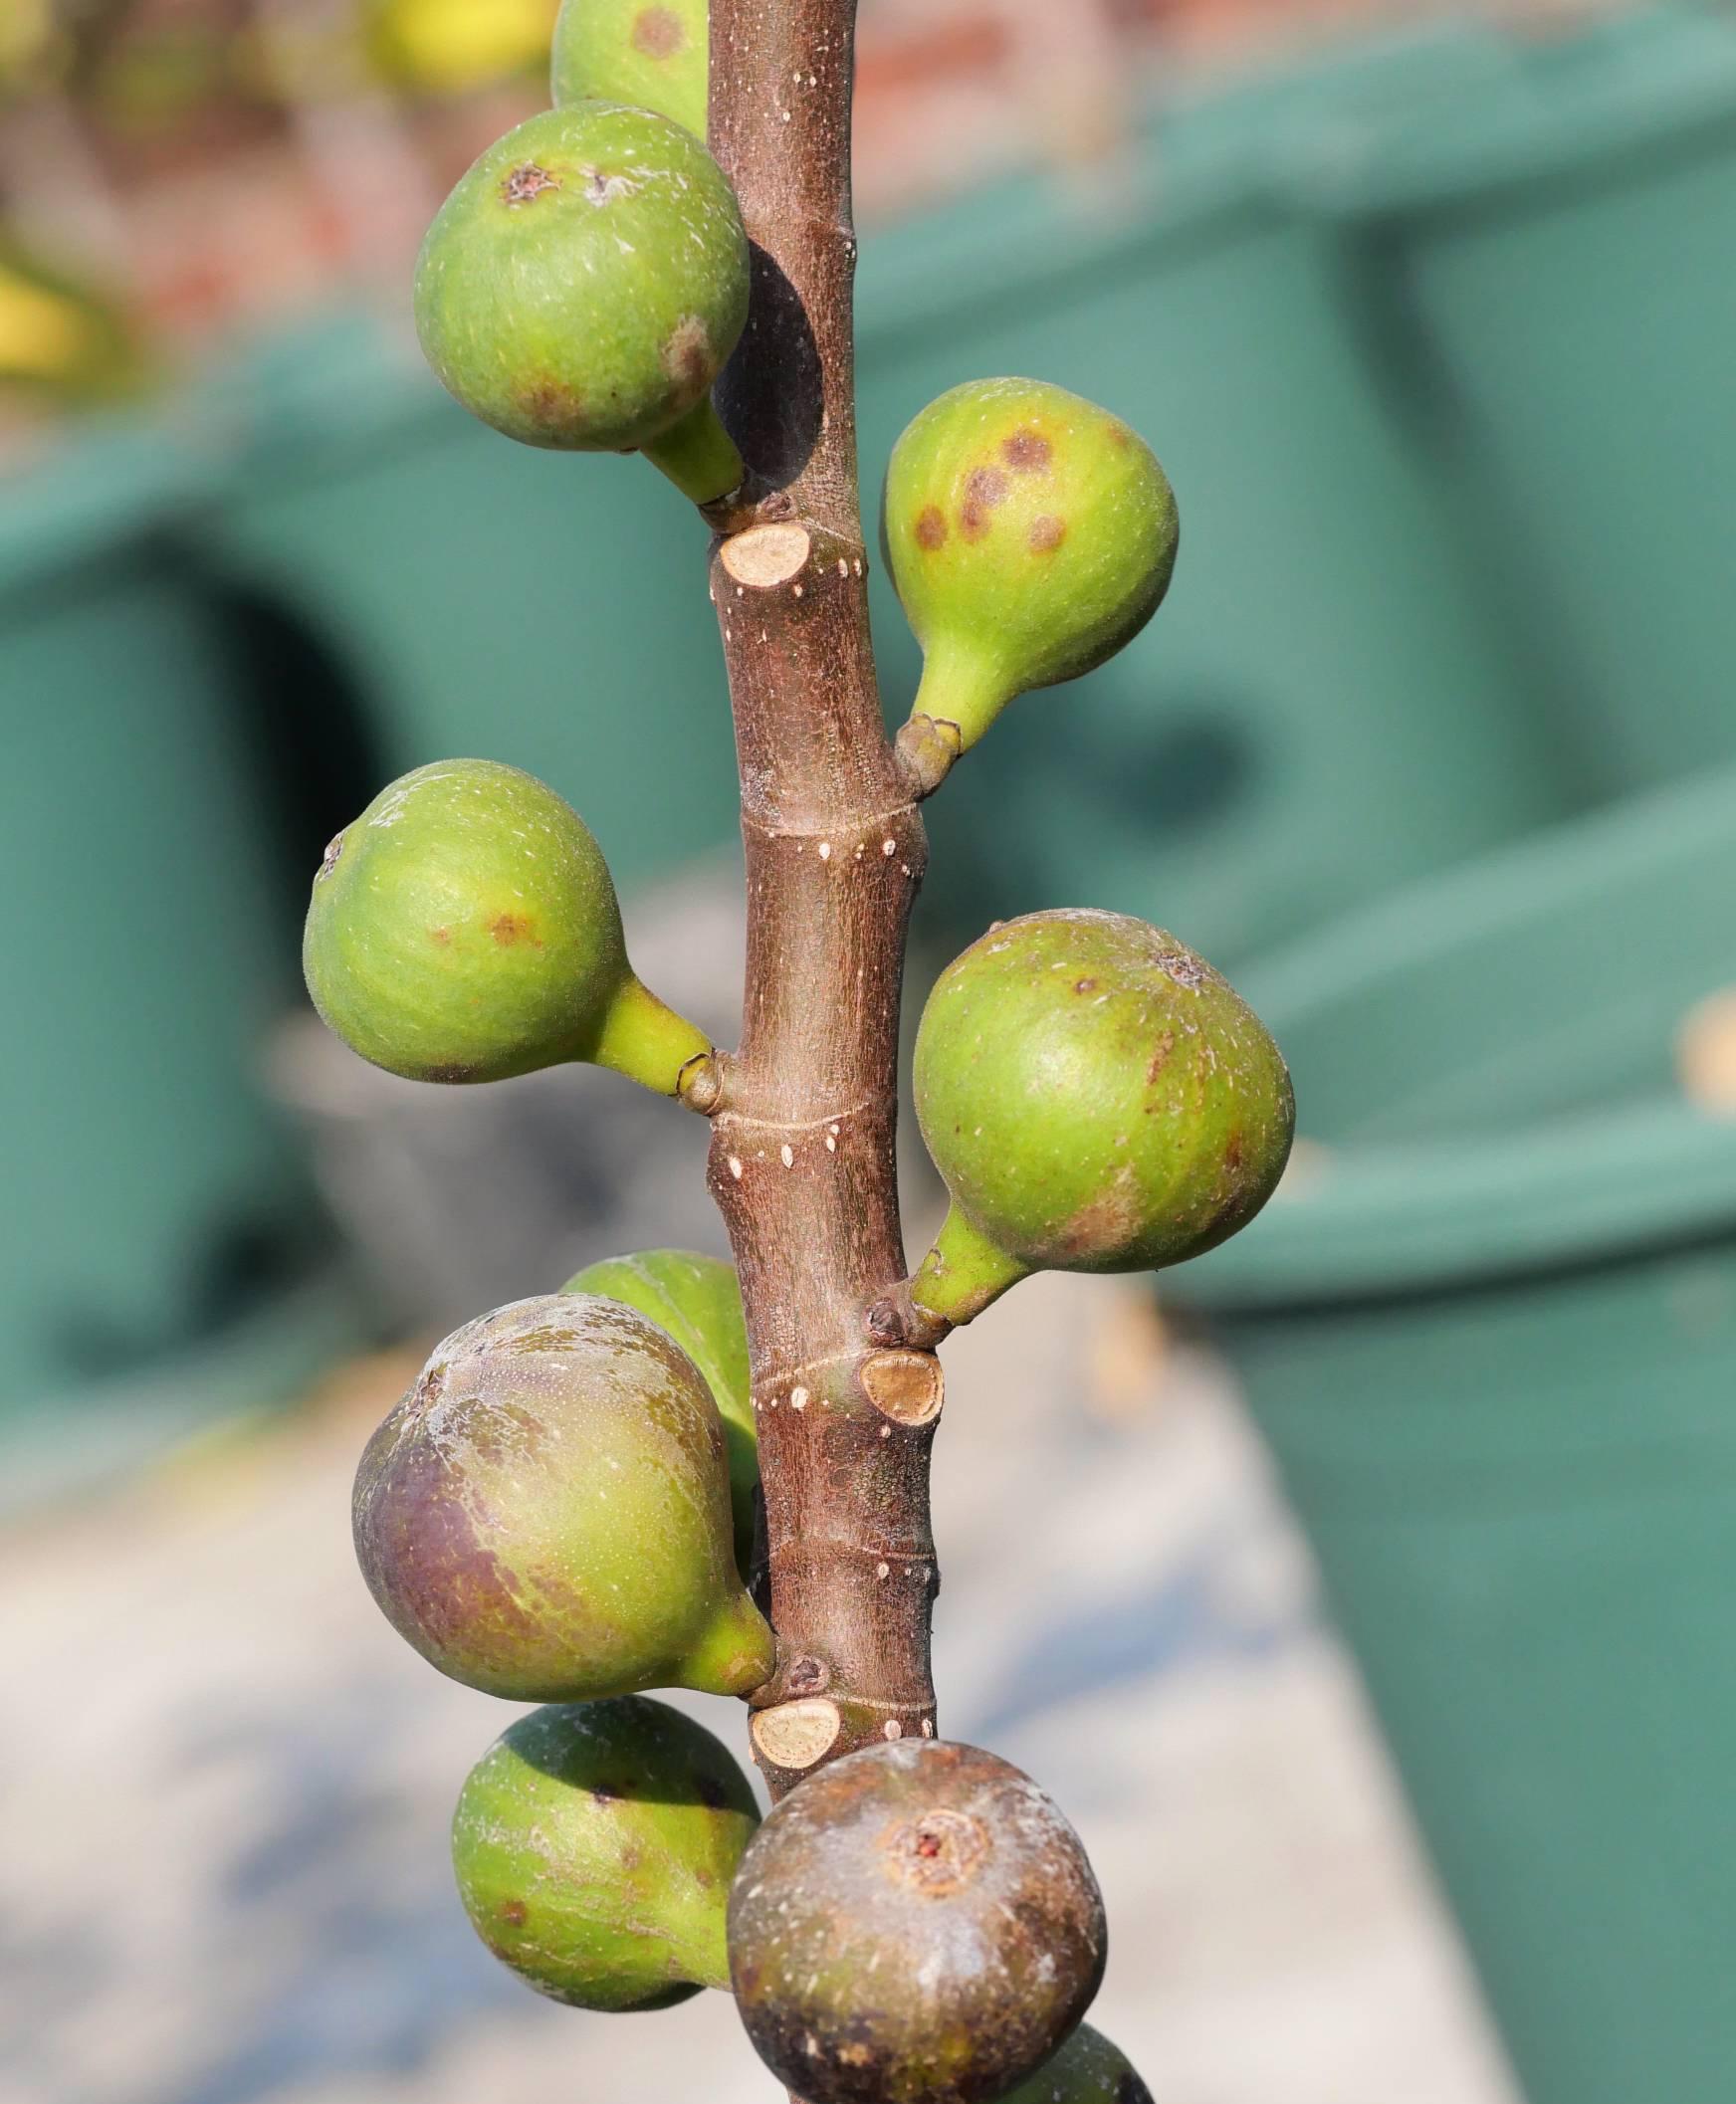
[353, 1293, 773, 1703]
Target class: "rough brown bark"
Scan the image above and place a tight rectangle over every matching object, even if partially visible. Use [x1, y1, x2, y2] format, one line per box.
[702, 0, 943, 1806]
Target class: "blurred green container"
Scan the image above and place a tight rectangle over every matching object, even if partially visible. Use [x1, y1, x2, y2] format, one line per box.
[202, 316, 741, 900]
[1175, 767, 1736, 2104]
[0, 424, 335, 1468]
[855, 37, 1576, 962]
[1312, 3, 1736, 794]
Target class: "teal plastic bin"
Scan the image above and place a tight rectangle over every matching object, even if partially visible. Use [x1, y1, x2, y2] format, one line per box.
[201, 316, 742, 901]
[1173, 766, 1736, 2104]
[855, 106, 1575, 962]
[1311, 3, 1736, 793]
[0, 424, 342, 1474]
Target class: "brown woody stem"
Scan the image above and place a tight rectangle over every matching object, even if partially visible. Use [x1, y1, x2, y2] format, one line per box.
[704, 0, 942, 1815]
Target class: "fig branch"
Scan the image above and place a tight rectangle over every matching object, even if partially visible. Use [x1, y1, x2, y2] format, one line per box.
[700, 0, 944, 1795]
[306, 1, 1294, 2091]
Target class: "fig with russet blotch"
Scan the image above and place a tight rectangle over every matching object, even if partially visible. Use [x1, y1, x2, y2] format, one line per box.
[998, 2026, 1154, 2103]
[452, 1696, 759, 2011]
[728, 1739, 1106, 2104]
[883, 378, 1179, 758]
[563, 1249, 758, 1578]
[352, 1293, 773, 1702]
[414, 103, 749, 504]
[910, 910, 1292, 1328]
[552, 0, 708, 138]
[304, 758, 711, 1096]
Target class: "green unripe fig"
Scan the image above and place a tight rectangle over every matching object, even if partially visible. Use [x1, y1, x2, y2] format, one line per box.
[563, 1250, 757, 1578]
[353, 1293, 773, 1702]
[911, 910, 1292, 1327]
[453, 1696, 759, 2011]
[729, 1740, 1106, 2104]
[883, 378, 1179, 756]
[997, 2026, 1154, 2104]
[552, 0, 708, 138]
[414, 103, 749, 504]
[304, 758, 711, 1096]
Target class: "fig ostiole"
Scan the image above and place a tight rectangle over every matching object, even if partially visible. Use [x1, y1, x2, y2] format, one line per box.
[562, 1249, 759, 1578]
[303, 758, 711, 1097]
[352, 1293, 773, 1702]
[414, 102, 748, 505]
[883, 378, 1179, 759]
[909, 909, 1293, 1329]
[552, 0, 709, 140]
[452, 1696, 759, 2012]
[727, 1739, 1106, 2104]
[997, 2025, 1154, 2104]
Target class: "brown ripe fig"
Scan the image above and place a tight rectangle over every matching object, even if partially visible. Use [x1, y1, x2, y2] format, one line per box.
[352, 1293, 772, 1703]
[728, 1740, 1106, 2104]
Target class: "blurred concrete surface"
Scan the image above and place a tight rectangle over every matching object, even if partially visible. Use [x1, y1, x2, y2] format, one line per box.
[0, 1269, 1520, 2104]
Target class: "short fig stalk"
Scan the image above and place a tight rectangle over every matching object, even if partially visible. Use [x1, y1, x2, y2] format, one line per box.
[453, 1697, 759, 2010]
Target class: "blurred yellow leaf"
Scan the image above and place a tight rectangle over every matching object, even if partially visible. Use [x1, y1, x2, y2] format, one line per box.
[0, 0, 61, 89]
[366, 0, 559, 94]
[0, 263, 100, 383]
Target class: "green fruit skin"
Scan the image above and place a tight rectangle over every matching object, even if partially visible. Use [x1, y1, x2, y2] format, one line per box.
[729, 1740, 1106, 2104]
[884, 378, 1180, 750]
[453, 1696, 759, 2011]
[352, 1294, 773, 1702]
[304, 758, 706, 1089]
[414, 102, 748, 454]
[997, 2025, 1154, 2104]
[563, 1250, 758, 1579]
[552, 0, 709, 137]
[914, 911, 1293, 1290]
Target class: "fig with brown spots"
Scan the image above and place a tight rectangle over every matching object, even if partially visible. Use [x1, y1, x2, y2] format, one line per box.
[414, 103, 748, 503]
[904, 908, 1293, 1328]
[884, 377, 1179, 760]
[304, 758, 712, 1095]
[552, 0, 710, 137]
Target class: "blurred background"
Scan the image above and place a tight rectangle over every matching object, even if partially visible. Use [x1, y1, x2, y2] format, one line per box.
[5, 1, 1736, 2100]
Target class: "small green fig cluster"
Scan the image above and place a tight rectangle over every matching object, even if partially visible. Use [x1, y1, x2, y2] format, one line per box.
[910, 909, 1293, 1328]
[412, 0, 747, 505]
